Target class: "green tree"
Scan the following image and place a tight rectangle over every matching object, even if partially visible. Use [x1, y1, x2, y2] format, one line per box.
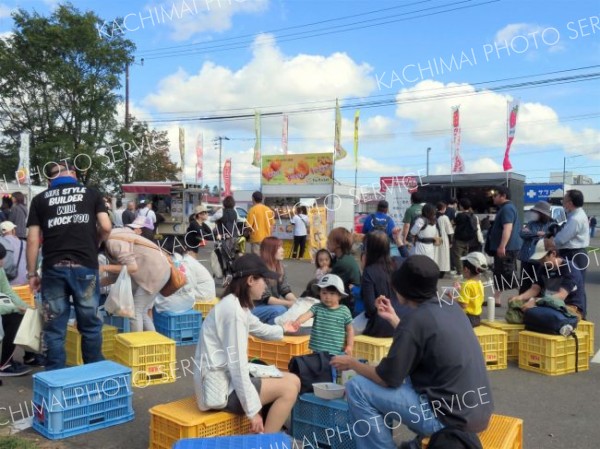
[88, 119, 180, 194]
[0, 4, 135, 184]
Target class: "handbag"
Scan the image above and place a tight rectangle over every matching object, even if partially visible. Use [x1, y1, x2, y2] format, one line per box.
[104, 265, 135, 318]
[160, 256, 187, 297]
[201, 369, 230, 409]
[288, 352, 333, 394]
[14, 308, 43, 353]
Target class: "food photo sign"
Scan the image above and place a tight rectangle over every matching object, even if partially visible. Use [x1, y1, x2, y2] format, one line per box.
[261, 153, 333, 185]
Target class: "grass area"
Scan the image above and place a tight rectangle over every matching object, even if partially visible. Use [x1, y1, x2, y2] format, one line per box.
[0, 437, 38, 449]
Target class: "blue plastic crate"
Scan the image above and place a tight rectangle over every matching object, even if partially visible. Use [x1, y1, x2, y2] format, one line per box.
[104, 314, 131, 333]
[32, 360, 134, 439]
[292, 393, 355, 449]
[173, 433, 291, 449]
[153, 309, 202, 346]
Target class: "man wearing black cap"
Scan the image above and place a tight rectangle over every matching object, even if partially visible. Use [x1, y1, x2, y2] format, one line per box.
[332, 256, 493, 449]
[26, 161, 112, 371]
[362, 200, 395, 240]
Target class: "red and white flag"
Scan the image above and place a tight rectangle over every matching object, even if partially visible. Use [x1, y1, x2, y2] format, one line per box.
[452, 106, 464, 173]
[282, 114, 288, 155]
[195, 133, 203, 184]
[223, 158, 232, 197]
[503, 100, 519, 171]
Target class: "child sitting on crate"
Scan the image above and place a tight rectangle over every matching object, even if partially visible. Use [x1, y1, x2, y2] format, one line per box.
[446, 252, 488, 327]
[292, 274, 354, 355]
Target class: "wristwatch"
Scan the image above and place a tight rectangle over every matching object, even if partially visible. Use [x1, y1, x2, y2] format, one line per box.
[26, 272, 39, 279]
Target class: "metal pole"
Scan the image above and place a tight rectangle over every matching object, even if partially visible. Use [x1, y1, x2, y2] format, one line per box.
[562, 157, 566, 188]
[218, 137, 222, 197]
[426, 147, 431, 176]
[125, 63, 130, 129]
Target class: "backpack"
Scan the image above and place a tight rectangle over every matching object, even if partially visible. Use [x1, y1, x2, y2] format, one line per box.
[409, 215, 441, 245]
[369, 214, 390, 234]
[455, 212, 478, 242]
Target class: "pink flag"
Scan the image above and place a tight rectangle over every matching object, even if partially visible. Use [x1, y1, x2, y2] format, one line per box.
[282, 114, 288, 155]
[223, 158, 232, 197]
[503, 100, 519, 171]
[452, 107, 464, 173]
[195, 133, 203, 184]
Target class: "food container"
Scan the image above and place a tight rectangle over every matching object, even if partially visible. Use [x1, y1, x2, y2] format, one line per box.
[312, 382, 345, 400]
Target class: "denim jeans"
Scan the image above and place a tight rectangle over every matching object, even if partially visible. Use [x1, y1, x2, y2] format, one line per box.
[252, 304, 287, 325]
[345, 376, 445, 449]
[41, 265, 104, 371]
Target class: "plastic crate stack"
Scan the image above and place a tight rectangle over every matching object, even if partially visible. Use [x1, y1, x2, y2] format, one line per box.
[32, 361, 134, 439]
[292, 393, 355, 449]
[113, 331, 177, 387]
[474, 326, 508, 371]
[518, 330, 589, 375]
[481, 320, 525, 361]
[193, 298, 219, 318]
[153, 308, 202, 346]
[577, 320, 595, 355]
[352, 335, 393, 363]
[103, 314, 131, 333]
[65, 324, 118, 366]
[172, 433, 291, 449]
[149, 397, 251, 449]
[247, 335, 311, 371]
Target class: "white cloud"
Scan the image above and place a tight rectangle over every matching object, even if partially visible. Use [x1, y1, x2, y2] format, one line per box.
[0, 4, 12, 18]
[495, 23, 542, 44]
[143, 0, 270, 41]
[395, 80, 600, 168]
[0, 31, 12, 40]
[494, 22, 565, 54]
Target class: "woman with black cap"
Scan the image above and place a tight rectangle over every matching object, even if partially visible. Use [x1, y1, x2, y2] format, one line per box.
[193, 254, 300, 434]
[519, 201, 555, 293]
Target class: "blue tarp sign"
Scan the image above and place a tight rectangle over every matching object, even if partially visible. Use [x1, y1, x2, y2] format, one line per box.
[524, 184, 563, 203]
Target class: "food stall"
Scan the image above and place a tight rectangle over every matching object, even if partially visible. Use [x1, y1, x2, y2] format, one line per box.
[121, 182, 206, 237]
[261, 153, 355, 260]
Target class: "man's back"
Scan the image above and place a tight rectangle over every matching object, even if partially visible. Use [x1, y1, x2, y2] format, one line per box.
[27, 182, 105, 269]
[247, 203, 273, 243]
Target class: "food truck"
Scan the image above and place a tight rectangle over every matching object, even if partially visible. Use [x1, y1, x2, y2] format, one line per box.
[121, 182, 207, 237]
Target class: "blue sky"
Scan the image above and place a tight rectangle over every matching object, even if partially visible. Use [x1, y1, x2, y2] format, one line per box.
[1, 0, 599, 191]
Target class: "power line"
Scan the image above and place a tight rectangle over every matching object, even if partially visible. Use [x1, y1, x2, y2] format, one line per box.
[138, 0, 499, 60]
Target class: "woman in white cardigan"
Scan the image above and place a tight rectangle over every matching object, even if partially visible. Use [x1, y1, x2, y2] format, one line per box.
[193, 254, 300, 434]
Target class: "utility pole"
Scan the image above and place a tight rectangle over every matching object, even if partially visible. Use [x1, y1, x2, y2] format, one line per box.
[426, 147, 431, 176]
[213, 136, 229, 198]
[124, 58, 143, 183]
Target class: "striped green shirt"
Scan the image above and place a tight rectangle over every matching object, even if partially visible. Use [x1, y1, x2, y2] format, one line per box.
[309, 303, 353, 355]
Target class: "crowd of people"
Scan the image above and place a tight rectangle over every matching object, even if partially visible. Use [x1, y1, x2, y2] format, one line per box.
[0, 169, 594, 447]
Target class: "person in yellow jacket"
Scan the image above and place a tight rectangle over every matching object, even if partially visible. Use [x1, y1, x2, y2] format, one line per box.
[246, 191, 274, 255]
[452, 252, 488, 327]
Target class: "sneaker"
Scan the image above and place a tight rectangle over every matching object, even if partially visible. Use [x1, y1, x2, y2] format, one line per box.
[0, 363, 32, 377]
[23, 354, 46, 367]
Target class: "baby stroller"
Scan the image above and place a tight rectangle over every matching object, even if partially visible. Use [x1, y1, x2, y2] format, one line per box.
[211, 236, 246, 287]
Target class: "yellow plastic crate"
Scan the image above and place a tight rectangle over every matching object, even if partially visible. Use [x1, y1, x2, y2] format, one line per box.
[474, 326, 508, 371]
[282, 239, 312, 260]
[352, 335, 393, 363]
[519, 330, 589, 376]
[423, 414, 523, 449]
[149, 397, 250, 449]
[193, 298, 219, 318]
[65, 324, 119, 366]
[481, 320, 524, 361]
[578, 320, 594, 355]
[114, 331, 176, 387]
[248, 335, 311, 371]
[12, 284, 35, 308]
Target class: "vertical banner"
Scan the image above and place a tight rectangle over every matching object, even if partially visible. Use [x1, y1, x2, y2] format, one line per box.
[195, 133, 203, 185]
[503, 100, 519, 171]
[334, 98, 347, 160]
[17, 132, 30, 185]
[178, 127, 186, 188]
[252, 110, 261, 167]
[282, 114, 288, 155]
[451, 106, 464, 173]
[223, 158, 232, 197]
[353, 110, 360, 165]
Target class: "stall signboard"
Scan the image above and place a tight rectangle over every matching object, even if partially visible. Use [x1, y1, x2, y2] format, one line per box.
[381, 176, 419, 225]
[261, 153, 333, 185]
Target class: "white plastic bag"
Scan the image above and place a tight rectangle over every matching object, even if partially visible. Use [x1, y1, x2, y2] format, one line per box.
[274, 297, 320, 328]
[14, 308, 43, 353]
[352, 311, 367, 335]
[104, 266, 135, 318]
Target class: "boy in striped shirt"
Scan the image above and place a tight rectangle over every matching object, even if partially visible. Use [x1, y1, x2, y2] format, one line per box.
[293, 274, 354, 355]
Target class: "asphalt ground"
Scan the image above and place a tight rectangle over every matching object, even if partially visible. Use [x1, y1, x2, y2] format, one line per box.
[1, 242, 600, 449]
